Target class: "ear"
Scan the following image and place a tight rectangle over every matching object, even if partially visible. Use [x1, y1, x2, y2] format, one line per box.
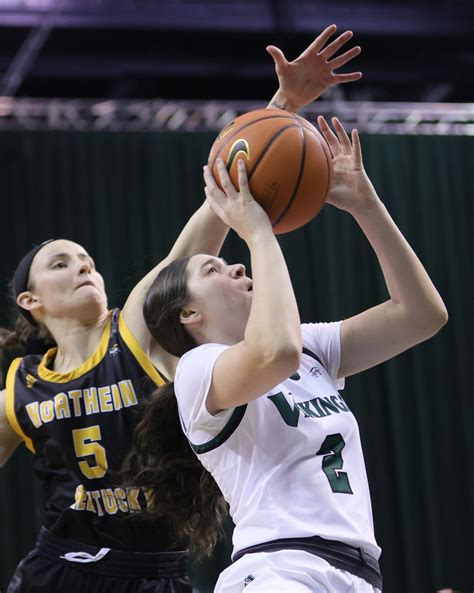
[16, 291, 41, 314]
[179, 308, 202, 326]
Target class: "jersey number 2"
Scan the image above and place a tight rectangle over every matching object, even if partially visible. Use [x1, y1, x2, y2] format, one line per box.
[316, 433, 353, 494]
[72, 426, 108, 479]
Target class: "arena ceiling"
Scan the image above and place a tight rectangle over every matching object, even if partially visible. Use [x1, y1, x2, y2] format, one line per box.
[0, 0, 472, 103]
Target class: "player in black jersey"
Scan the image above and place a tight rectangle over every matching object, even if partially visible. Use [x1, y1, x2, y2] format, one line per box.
[0, 26, 363, 593]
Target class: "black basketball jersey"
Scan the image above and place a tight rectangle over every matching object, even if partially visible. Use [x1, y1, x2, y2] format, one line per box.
[5, 309, 177, 552]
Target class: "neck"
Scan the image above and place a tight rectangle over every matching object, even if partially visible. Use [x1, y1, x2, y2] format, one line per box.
[197, 322, 245, 347]
[45, 309, 110, 373]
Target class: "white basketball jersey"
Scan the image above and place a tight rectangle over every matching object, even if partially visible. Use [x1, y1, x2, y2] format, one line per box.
[175, 321, 381, 559]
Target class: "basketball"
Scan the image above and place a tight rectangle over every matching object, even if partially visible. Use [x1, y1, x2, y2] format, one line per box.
[208, 108, 331, 234]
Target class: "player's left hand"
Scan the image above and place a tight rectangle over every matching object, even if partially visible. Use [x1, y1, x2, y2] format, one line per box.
[268, 25, 362, 113]
[317, 116, 379, 214]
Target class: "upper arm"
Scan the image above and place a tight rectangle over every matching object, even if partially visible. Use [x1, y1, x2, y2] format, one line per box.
[0, 389, 21, 467]
[119, 304, 177, 382]
[301, 322, 343, 385]
[122, 202, 229, 358]
[339, 300, 443, 379]
[122, 256, 172, 357]
[207, 342, 300, 414]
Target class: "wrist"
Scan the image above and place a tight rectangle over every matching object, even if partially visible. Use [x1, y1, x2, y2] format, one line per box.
[349, 194, 385, 220]
[267, 90, 300, 114]
[203, 200, 230, 228]
[244, 224, 275, 247]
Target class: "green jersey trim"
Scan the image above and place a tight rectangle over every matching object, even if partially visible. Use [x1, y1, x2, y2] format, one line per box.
[188, 405, 247, 454]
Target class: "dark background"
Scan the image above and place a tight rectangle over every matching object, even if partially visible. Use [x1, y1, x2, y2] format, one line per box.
[0, 0, 472, 103]
[0, 1, 473, 592]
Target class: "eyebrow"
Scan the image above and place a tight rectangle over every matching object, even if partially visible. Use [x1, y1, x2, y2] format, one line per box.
[46, 252, 92, 263]
[199, 257, 228, 271]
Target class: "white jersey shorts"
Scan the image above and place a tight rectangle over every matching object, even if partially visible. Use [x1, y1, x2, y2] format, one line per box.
[215, 550, 382, 593]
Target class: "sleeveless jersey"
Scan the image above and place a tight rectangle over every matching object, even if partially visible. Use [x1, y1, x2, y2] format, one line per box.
[5, 308, 176, 552]
[175, 321, 381, 559]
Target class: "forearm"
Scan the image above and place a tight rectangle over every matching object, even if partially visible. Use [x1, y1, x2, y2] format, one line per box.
[128, 202, 228, 300]
[244, 230, 302, 360]
[122, 201, 229, 348]
[267, 89, 300, 113]
[352, 196, 448, 328]
[166, 200, 229, 264]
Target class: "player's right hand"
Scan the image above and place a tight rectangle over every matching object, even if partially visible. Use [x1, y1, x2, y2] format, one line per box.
[203, 159, 272, 241]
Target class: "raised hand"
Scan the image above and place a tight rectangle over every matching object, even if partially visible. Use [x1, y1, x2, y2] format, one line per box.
[267, 24, 362, 113]
[203, 159, 271, 241]
[317, 116, 378, 214]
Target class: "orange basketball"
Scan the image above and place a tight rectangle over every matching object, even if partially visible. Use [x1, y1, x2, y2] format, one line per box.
[208, 108, 331, 234]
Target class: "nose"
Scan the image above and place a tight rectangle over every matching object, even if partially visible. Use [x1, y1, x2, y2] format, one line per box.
[78, 260, 92, 275]
[230, 263, 246, 278]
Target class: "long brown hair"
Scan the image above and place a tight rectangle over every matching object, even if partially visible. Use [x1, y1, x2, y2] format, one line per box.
[0, 280, 55, 387]
[123, 257, 227, 559]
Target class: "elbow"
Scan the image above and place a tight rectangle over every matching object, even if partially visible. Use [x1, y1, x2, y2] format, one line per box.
[417, 303, 449, 341]
[430, 304, 449, 334]
[278, 345, 302, 376]
[258, 343, 302, 379]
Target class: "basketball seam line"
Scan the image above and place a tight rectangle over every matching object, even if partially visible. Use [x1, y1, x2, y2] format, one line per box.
[210, 113, 298, 170]
[247, 124, 301, 181]
[272, 125, 307, 229]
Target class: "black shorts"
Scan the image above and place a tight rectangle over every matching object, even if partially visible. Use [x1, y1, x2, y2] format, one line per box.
[6, 528, 191, 593]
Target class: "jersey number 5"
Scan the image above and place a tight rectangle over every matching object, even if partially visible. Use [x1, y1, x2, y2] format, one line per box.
[316, 433, 353, 494]
[72, 426, 108, 479]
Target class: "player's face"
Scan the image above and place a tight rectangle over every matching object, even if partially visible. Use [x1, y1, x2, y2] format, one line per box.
[25, 240, 107, 323]
[185, 254, 253, 335]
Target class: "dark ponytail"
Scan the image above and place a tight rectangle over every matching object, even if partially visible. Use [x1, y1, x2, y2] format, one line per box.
[123, 382, 227, 558]
[124, 257, 227, 558]
[0, 281, 55, 388]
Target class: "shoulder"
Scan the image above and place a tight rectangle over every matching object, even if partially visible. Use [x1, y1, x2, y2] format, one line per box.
[6, 355, 36, 380]
[175, 344, 232, 434]
[176, 344, 229, 382]
[301, 321, 342, 355]
[0, 388, 22, 466]
[301, 321, 343, 385]
[175, 344, 228, 405]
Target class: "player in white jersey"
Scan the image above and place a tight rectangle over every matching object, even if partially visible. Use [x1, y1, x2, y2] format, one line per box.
[129, 117, 448, 592]
[176, 321, 380, 557]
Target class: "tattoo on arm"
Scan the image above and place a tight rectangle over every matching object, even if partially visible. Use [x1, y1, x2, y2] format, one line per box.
[269, 100, 287, 110]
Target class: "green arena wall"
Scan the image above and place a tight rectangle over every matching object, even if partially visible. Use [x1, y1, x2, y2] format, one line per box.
[0, 129, 472, 593]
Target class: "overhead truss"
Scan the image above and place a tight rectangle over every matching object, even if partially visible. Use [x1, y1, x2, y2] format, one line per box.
[0, 1, 471, 35]
[0, 97, 472, 135]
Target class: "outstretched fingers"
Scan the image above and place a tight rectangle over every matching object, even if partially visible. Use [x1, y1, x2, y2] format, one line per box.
[318, 116, 363, 165]
[351, 129, 364, 167]
[266, 45, 288, 74]
[332, 71, 363, 84]
[327, 46, 362, 71]
[301, 24, 338, 56]
[331, 117, 352, 155]
[317, 116, 342, 158]
[318, 30, 354, 60]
